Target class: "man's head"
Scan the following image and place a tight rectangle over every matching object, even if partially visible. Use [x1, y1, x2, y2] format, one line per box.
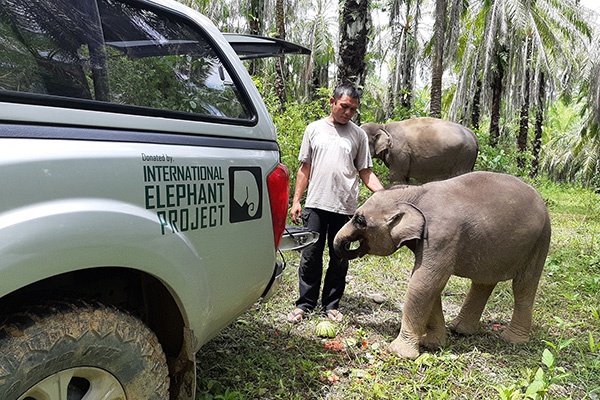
[329, 83, 360, 125]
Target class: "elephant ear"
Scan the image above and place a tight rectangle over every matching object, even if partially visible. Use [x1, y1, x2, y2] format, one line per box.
[373, 128, 392, 157]
[387, 202, 427, 248]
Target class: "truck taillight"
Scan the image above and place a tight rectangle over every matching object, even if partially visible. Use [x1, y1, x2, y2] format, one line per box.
[267, 163, 290, 249]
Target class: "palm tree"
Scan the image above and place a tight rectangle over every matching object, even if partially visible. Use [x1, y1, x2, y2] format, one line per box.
[542, 6, 599, 185]
[530, 70, 546, 177]
[541, 100, 600, 185]
[516, 35, 532, 169]
[447, 0, 490, 128]
[246, 0, 265, 75]
[429, 0, 447, 118]
[489, 44, 508, 146]
[182, 0, 247, 32]
[449, 0, 590, 159]
[274, 0, 287, 111]
[295, 0, 337, 99]
[513, 0, 590, 174]
[386, 0, 422, 118]
[429, 0, 465, 119]
[579, 17, 600, 140]
[337, 0, 371, 89]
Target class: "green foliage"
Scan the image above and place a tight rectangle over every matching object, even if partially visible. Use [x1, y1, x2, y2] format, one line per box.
[254, 77, 330, 187]
[495, 340, 574, 400]
[358, 81, 388, 123]
[474, 129, 522, 176]
[389, 87, 430, 122]
[199, 382, 244, 400]
[541, 100, 600, 188]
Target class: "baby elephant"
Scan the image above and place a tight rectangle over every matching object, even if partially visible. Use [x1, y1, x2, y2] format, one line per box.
[333, 171, 551, 359]
[361, 118, 478, 183]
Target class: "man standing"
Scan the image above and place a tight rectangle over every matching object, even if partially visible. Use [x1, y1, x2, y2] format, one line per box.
[287, 83, 384, 323]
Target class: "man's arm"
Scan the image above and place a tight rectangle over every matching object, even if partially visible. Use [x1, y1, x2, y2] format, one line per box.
[290, 162, 311, 224]
[359, 168, 385, 193]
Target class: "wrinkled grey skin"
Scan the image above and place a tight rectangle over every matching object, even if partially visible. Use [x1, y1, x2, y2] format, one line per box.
[333, 172, 551, 359]
[361, 117, 478, 183]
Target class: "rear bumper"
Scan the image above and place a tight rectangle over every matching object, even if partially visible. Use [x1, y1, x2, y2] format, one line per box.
[278, 226, 319, 252]
[261, 226, 319, 300]
[261, 259, 284, 301]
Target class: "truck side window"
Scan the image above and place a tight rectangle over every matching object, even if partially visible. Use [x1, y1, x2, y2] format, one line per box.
[0, 0, 252, 120]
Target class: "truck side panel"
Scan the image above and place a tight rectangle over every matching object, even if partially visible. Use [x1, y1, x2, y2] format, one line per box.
[0, 133, 279, 348]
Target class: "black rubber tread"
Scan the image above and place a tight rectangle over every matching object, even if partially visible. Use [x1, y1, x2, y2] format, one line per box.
[0, 298, 169, 400]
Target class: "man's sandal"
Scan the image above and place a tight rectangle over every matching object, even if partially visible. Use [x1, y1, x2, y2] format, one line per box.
[326, 309, 343, 322]
[287, 308, 305, 323]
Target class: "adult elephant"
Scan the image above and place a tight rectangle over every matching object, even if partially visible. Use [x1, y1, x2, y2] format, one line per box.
[333, 172, 551, 359]
[361, 117, 478, 183]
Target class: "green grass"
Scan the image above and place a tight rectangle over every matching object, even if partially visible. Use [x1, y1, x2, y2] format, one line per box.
[195, 180, 600, 399]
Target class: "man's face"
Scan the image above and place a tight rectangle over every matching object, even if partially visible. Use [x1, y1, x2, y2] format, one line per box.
[330, 94, 359, 125]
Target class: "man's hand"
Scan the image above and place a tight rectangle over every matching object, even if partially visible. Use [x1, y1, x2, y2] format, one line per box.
[290, 162, 311, 225]
[290, 202, 302, 225]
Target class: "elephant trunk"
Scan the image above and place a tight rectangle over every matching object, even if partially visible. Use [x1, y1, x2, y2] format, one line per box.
[333, 230, 368, 260]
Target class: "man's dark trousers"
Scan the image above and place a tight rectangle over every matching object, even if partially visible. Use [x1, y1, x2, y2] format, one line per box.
[295, 207, 351, 312]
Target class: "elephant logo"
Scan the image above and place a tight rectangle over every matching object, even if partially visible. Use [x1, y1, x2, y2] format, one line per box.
[229, 167, 263, 223]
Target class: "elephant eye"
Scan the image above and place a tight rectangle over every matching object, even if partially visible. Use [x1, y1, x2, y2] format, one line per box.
[353, 213, 367, 229]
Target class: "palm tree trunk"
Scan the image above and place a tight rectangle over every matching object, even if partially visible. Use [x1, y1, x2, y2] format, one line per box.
[530, 71, 545, 178]
[337, 0, 371, 90]
[430, 0, 447, 118]
[471, 79, 482, 130]
[386, 57, 398, 119]
[489, 46, 506, 147]
[399, 17, 416, 111]
[387, 0, 420, 119]
[274, 0, 286, 112]
[517, 38, 532, 169]
[248, 0, 265, 76]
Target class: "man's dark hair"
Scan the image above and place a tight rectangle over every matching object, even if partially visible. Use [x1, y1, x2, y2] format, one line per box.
[332, 82, 360, 101]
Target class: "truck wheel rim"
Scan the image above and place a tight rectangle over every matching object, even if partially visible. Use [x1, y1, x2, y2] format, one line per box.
[18, 367, 126, 400]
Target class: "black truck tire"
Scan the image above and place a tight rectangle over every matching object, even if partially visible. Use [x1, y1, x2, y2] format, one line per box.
[0, 299, 169, 400]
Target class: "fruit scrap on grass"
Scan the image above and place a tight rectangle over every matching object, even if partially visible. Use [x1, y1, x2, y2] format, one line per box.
[325, 340, 343, 351]
[315, 321, 337, 338]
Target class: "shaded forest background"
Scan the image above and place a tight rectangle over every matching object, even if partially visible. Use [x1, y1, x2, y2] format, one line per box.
[181, 0, 599, 187]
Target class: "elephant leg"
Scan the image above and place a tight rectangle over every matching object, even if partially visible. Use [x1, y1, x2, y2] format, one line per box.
[420, 295, 447, 350]
[449, 281, 496, 335]
[390, 270, 449, 359]
[501, 271, 542, 343]
[390, 170, 408, 184]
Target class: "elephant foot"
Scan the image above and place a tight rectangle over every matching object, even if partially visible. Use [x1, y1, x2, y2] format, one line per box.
[389, 337, 420, 359]
[500, 327, 529, 344]
[420, 329, 447, 350]
[449, 316, 479, 335]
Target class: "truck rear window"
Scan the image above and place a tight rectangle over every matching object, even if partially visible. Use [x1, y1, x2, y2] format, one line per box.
[0, 0, 253, 121]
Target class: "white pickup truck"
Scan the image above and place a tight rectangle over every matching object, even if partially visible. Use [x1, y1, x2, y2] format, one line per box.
[0, 0, 314, 398]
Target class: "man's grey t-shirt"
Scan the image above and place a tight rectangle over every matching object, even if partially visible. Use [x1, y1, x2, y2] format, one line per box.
[298, 118, 373, 215]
